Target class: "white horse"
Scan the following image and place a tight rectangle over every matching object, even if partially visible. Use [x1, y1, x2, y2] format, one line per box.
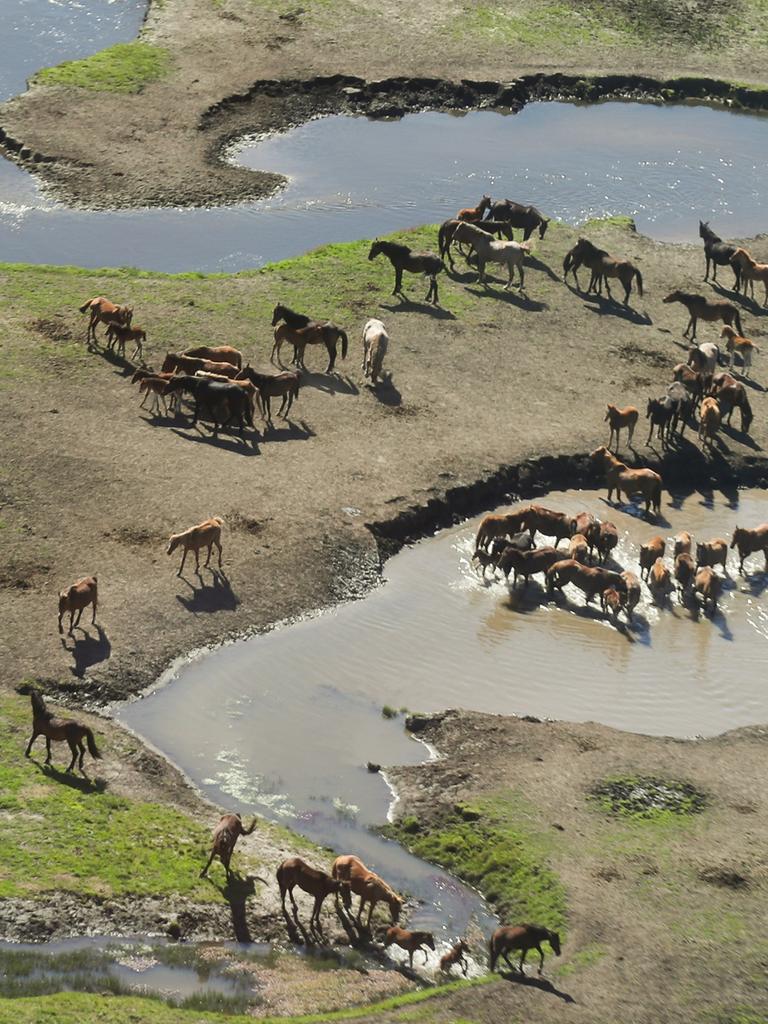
[457, 222, 532, 290]
[361, 318, 389, 385]
[688, 342, 720, 376]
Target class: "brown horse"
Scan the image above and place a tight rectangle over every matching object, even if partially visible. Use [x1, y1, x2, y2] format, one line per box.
[546, 558, 624, 603]
[440, 939, 470, 976]
[162, 352, 241, 378]
[698, 396, 721, 450]
[639, 535, 665, 581]
[605, 404, 639, 450]
[384, 927, 435, 969]
[437, 218, 514, 268]
[674, 552, 696, 598]
[498, 546, 566, 587]
[58, 576, 98, 634]
[621, 570, 641, 619]
[167, 517, 223, 574]
[236, 367, 300, 424]
[595, 521, 619, 564]
[489, 923, 561, 975]
[715, 382, 753, 434]
[331, 854, 403, 928]
[694, 566, 721, 614]
[590, 447, 662, 515]
[663, 291, 743, 341]
[475, 509, 529, 551]
[79, 296, 132, 344]
[457, 195, 491, 222]
[729, 248, 768, 305]
[525, 506, 572, 546]
[271, 321, 348, 374]
[105, 322, 146, 362]
[200, 813, 257, 879]
[731, 524, 768, 573]
[720, 325, 759, 378]
[184, 345, 243, 369]
[695, 538, 728, 572]
[563, 238, 642, 303]
[277, 857, 349, 932]
[25, 689, 101, 772]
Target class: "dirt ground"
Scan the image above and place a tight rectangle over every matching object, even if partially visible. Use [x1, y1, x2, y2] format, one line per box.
[2, 0, 768, 208]
[384, 710, 768, 1024]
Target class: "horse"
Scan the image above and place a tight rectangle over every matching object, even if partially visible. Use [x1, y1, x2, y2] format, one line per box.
[720, 325, 759, 377]
[475, 509, 529, 551]
[663, 291, 743, 341]
[694, 566, 721, 614]
[138, 375, 174, 415]
[588, 251, 643, 304]
[695, 538, 728, 572]
[568, 533, 590, 564]
[486, 200, 549, 240]
[729, 248, 768, 304]
[525, 506, 571, 546]
[699, 221, 740, 288]
[450, 222, 531, 289]
[277, 858, 349, 933]
[236, 367, 300, 424]
[25, 689, 101, 772]
[489, 923, 561, 975]
[645, 397, 675, 446]
[79, 296, 132, 344]
[674, 531, 692, 557]
[563, 237, 608, 291]
[674, 552, 696, 598]
[546, 559, 624, 603]
[331, 854, 403, 928]
[590, 446, 662, 515]
[271, 322, 348, 374]
[621, 570, 642, 619]
[687, 343, 720, 376]
[167, 516, 224, 574]
[648, 557, 673, 602]
[164, 375, 253, 438]
[605, 404, 639, 450]
[672, 363, 709, 401]
[162, 353, 241, 378]
[457, 195, 491, 222]
[715, 382, 753, 433]
[595, 521, 619, 564]
[601, 586, 623, 619]
[698, 396, 721, 450]
[437, 219, 514, 269]
[361, 318, 389, 385]
[731, 524, 768, 573]
[440, 939, 470, 976]
[272, 303, 314, 329]
[498, 546, 568, 587]
[105, 322, 146, 362]
[384, 927, 435, 969]
[200, 813, 257, 879]
[368, 239, 444, 305]
[183, 345, 243, 369]
[639, 536, 665, 580]
[58, 576, 98, 634]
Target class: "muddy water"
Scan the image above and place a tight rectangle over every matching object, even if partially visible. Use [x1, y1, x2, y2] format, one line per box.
[3, 1, 148, 102]
[3, 103, 768, 269]
[119, 488, 768, 959]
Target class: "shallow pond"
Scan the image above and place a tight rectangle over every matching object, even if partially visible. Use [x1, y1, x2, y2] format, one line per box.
[119, 488, 768, 960]
[3, 103, 768, 270]
[3, 1, 148, 103]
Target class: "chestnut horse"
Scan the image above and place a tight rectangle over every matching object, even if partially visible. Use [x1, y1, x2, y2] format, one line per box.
[731, 524, 768, 573]
[167, 516, 224, 574]
[331, 854, 403, 928]
[25, 689, 101, 772]
[663, 291, 743, 341]
[605, 404, 639, 450]
[457, 195, 491, 222]
[277, 857, 349, 932]
[489, 923, 561, 975]
[200, 813, 257, 879]
[591, 447, 662, 515]
[384, 927, 435, 969]
[58, 576, 98, 634]
[271, 321, 348, 374]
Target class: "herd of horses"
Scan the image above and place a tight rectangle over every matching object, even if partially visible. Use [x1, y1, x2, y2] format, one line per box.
[472, 498, 768, 620]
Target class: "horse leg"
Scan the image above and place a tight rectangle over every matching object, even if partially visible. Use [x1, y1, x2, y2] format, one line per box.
[393, 267, 403, 296]
[204, 541, 212, 568]
[25, 730, 39, 757]
[408, 950, 414, 970]
[704, 253, 710, 281]
[45, 736, 52, 765]
[518, 263, 525, 290]
[194, 547, 201, 574]
[537, 945, 545, 974]
[325, 341, 336, 374]
[519, 948, 528, 974]
[77, 738, 86, 771]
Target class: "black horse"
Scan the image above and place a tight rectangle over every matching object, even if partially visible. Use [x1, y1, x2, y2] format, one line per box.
[486, 200, 549, 240]
[699, 220, 741, 289]
[271, 303, 314, 329]
[368, 239, 445, 305]
[165, 375, 253, 439]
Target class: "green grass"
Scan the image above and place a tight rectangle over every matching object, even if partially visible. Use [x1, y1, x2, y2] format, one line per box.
[32, 42, 171, 94]
[0, 694, 226, 899]
[385, 790, 567, 929]
[0, 977, 494, 1024]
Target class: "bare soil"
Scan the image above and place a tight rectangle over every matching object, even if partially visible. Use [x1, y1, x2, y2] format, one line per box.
[2, 0, 768, 208]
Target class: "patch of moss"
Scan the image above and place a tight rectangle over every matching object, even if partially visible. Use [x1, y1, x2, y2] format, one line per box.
[590, 775, 707, 820]
[33, 42, 171, 94]
[385, 791, 566, 928]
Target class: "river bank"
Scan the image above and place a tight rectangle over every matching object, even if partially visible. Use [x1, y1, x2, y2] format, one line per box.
[3, 1, 768, 209]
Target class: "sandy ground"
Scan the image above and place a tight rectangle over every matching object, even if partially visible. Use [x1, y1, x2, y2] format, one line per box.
[1, 0, 768, 208]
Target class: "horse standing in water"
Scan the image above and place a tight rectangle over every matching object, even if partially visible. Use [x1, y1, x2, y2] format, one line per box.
[25, 689, 102, 772]
[368, 239, 444, 305]
[486, 201, 550, 240]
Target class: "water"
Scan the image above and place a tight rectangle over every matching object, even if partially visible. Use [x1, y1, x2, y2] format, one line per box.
[2, 103, 768, 270]
[2, 1, 148, 103]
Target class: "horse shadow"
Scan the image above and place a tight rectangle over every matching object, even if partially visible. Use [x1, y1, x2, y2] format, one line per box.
[527, 254, 561, 282]
[29, 757, 107, 792]
[742, 570, 768, 597]
[170, 428, 261, 455]
[379, 299, 456, 320]
[497, 969, 575, 1003]
[721, 421, 762, 451]
[465, 286, 547, 312]
[599, 496, 671, 530]
[710, 281, 768, 314]
[176, 569, 240, 613]
[205, 872, 260, 944]
[140, 410, 180, 428]
[577, 290, 652, 325]
[300, 371, 358, 397]
[261, 418, 315, 443]
[368, 375, 402, 407]
[60, 625, 111, 678]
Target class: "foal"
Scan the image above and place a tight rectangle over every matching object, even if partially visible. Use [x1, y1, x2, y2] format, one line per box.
[605, 404, 639, 450]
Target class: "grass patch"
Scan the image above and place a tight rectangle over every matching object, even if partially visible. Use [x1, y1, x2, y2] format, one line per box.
[385, 790, 566, 928]
[0, 694, 221, 899]
[590, 775, 707, 820]
[33, 42, 171, 94]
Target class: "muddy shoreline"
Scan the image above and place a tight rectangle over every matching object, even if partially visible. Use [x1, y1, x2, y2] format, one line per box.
[3, 72, 768, 211]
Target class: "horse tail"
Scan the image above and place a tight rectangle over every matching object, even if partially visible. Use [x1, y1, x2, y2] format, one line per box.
[84, 727, 102, 760]
[634, 268, 643, 296]
[562, 252, 572, 278]
[339, 329, 348, 361]
[734, 308, 744, 335]
[653, 477, 663, 515]
[438, 222, 448, 258]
